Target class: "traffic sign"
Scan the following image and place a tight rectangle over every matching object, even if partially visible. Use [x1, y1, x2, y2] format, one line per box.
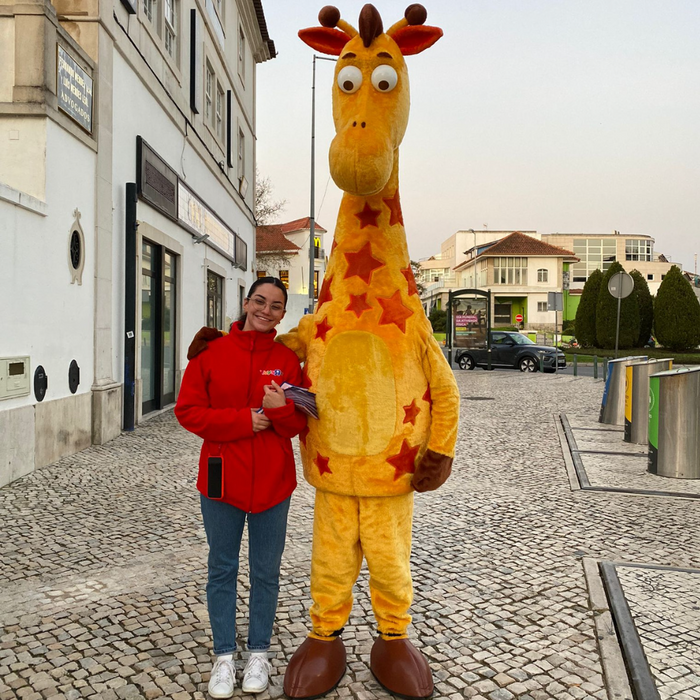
[608, 271, 634, 299]
[515, 314, 523, 323]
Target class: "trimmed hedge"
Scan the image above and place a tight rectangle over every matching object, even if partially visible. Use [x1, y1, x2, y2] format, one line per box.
[596, 262, 640, 349]
[654, 265, 700, 351]
[575, 269, 602, 347]
[629, 269, 654, 346]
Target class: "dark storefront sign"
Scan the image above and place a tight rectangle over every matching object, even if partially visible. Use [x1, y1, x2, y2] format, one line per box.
[136, 137, 248, 270]
[57, 46, 93, 133]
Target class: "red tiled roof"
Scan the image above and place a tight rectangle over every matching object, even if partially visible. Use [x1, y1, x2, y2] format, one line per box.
[256, 218, 329, 253]
[256, 226, 301, 253]
[475, 232, 578, 260]
[278, 217, 328, 235]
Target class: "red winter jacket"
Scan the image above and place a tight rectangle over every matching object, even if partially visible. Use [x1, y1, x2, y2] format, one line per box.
[175, 322, 306, 513]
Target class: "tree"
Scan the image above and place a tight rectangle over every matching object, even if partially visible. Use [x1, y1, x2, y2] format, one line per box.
[595, 262, 640, 350]
[429, 308, 446, 333]
[575, 268, 602, 347]
[410, 260, 425, 296]
[629, 270, 653, 346]
[654, 265, 700, 351]
[254, 168, 286, 225]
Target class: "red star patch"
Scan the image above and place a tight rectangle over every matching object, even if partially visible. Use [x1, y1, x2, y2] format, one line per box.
[387, 439, 420, 480]
[345, 293, 373, 319]
[344, 242, 384, 285]
[315, 452, 332, 475]
[315, 317, 332, 341]
[422, 387, 432, 407]
[401, 267, 419, 296]
[299, 426, 309, 447]
[377, 290, 414, 333]
[317, 275, 333, 309]
[355, 202, 381, 228]
[403, 400, 420, 426]
[383, 190, 404, 227]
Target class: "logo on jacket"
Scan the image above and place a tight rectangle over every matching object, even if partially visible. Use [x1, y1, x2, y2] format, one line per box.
[261, 369, 283, 376]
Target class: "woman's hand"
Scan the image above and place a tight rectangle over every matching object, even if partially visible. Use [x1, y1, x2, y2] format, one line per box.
[250, 410, 271, 432]
[262, 380, 287, 409]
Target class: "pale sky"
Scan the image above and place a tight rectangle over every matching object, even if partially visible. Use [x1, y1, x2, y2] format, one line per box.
[255, 1, 700, 273]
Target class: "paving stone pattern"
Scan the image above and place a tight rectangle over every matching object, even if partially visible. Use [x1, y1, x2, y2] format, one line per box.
[565, 416, 700, 497]
[1, 371, 699, 700]
[616, 566, 700, 699]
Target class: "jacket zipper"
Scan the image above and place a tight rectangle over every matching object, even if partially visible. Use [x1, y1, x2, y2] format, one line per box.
[249, 335, 256, 513]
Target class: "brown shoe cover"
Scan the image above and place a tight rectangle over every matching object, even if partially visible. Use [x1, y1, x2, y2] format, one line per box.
[370, 638, 434, 700]
[283, 636, 346, 699]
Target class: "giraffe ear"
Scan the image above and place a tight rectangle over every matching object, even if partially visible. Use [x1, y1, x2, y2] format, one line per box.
[391, 25, 442, 55]
[299, 27, 350, 55]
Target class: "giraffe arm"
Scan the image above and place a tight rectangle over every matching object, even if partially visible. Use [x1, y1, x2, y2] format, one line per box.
[276, 315, 314, 363]
[413, 336, 460, 492]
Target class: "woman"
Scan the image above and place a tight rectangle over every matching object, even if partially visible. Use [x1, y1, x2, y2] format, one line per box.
[175, 277, 306, 698]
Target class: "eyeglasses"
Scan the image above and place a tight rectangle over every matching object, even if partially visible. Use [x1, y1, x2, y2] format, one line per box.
[248, 295, 285, 314]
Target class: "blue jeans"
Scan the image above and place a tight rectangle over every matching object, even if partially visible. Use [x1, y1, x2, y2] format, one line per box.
[200, 494, 291, 654]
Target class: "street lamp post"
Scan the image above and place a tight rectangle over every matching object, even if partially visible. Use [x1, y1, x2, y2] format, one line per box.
[308, 54, 336, 314]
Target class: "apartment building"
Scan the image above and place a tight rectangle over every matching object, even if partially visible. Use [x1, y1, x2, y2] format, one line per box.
[0, 0, 274, 486]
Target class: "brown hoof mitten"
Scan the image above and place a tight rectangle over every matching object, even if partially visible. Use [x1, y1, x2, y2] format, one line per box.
[186, 326, 224, 360]
[283, 636, 346, 699]
[412, 449, 452, 492]
[370, 637, 433, 700]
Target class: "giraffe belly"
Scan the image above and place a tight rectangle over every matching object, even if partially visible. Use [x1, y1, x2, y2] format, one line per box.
[316, 331, 396, 456]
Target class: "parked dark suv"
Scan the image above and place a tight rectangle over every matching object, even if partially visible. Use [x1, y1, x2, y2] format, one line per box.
[455, 331, 566, 373]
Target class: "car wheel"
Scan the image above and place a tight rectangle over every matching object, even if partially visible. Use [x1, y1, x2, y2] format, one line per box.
[458, 354, 475, 371]
[519, 356, 538, 372]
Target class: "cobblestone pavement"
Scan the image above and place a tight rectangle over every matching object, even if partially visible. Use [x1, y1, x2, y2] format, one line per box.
[1, 371, 699, 700]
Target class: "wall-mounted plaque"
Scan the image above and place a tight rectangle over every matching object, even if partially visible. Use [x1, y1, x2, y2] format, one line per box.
[137, 137, 179, 221]
[57, 46, 93, 133]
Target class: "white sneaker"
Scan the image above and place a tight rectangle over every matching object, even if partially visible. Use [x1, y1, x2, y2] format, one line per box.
[208, 656, 236, 699]
[241, 653, 272, 694]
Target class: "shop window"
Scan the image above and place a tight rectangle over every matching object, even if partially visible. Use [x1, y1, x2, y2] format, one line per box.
[279, 270, 289, 289]
[207, 270, 224, 330]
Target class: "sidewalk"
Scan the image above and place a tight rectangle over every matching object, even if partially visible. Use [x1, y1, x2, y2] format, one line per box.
[1, 371, 698, 700]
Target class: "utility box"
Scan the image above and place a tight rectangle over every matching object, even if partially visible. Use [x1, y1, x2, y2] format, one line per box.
[0, 357, 31, 400]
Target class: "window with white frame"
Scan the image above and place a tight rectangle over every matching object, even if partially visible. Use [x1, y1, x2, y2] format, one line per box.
[205, 62, 214, 126]
[492, 257, 528, 285]
[537, 268, 548, 283]
[143, 0, 156, 23]
[164, 0, 177, 58]
[216, 82, 224, 140]
[238, 26, 246, 82]
[537, 301, 547, 312]
[572, 238, 617, 282]
[625, 239, 653, 262]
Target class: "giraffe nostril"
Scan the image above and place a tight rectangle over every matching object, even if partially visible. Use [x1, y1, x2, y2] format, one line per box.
[361, 122, 366, 128]
[353, 121, 357, 127]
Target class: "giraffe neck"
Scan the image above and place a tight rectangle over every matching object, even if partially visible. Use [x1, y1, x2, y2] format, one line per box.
[331, 153, 409, 267]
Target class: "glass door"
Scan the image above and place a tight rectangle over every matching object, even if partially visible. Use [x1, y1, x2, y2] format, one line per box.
[141, 240, 178, 414]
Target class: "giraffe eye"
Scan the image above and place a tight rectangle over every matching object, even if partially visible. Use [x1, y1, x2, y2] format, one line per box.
[371, 65, 398, 92]
[337, 66, 363, 94]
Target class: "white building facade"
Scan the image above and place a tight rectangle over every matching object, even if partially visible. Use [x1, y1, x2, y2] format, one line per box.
[255, 217, 328, 333]
[0, 0, 274, 487]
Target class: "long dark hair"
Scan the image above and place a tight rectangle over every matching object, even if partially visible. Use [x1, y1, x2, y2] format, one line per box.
[237, 276, 288, 323]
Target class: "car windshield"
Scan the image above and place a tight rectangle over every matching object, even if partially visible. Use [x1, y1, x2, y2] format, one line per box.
[510, 334, 535, 345]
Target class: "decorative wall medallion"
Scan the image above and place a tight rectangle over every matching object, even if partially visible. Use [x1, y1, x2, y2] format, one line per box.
[68, 360, 80, 394]
[68, 208, 85, 285]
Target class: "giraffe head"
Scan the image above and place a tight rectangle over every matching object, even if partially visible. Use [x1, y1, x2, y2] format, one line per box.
[300, 4, 442, 197]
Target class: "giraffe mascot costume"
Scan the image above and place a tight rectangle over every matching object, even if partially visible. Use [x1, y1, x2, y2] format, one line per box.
[187, 4, 458, 698]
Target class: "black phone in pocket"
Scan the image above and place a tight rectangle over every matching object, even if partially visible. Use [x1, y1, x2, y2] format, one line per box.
[207, 457, 224, 500]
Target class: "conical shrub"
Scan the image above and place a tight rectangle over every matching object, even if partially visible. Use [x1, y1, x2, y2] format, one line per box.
[654, 265, 700, 351]
[575, 268, 602, 347]
[596, 262, 640, 349]
[629, 269, 653, 346]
